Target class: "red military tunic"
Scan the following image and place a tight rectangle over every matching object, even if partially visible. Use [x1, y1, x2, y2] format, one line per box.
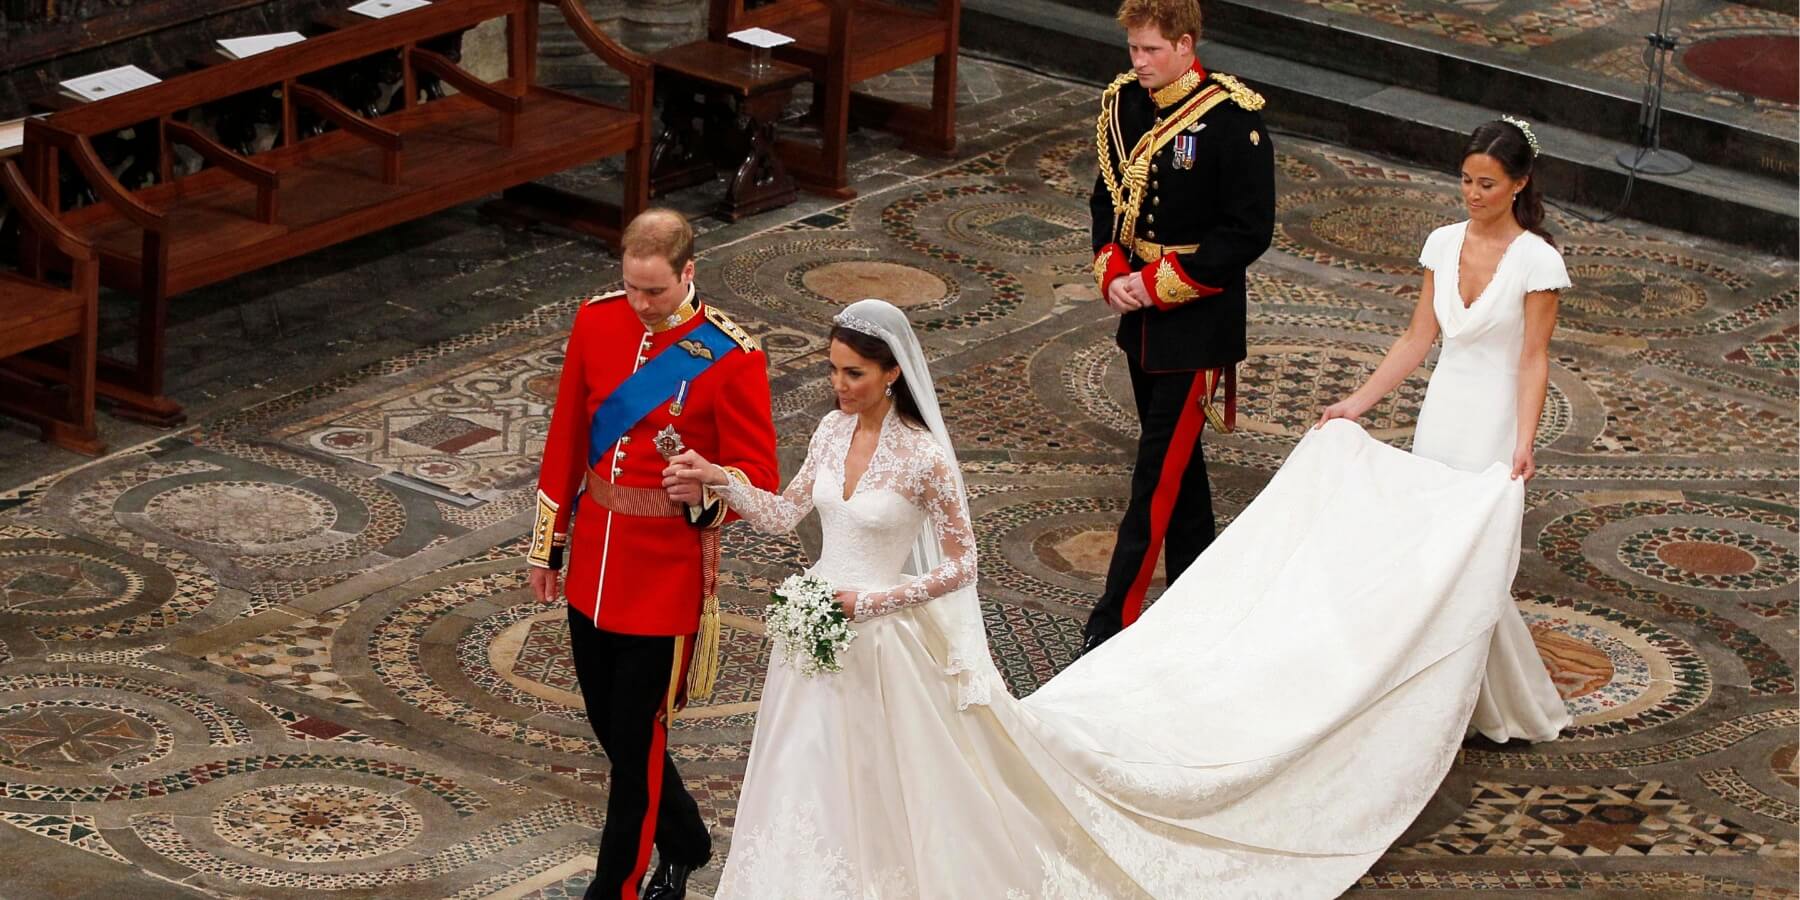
[528, 286, 779, 635]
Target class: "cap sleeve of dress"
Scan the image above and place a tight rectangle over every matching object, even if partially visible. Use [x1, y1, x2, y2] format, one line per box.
[1419, 223, 1458, 272]
[1525, 237, 1572, 293]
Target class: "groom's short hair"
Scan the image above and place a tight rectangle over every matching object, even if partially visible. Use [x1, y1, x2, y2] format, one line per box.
[1116, 0, 1202, 44]
[621, 208, 695, 272]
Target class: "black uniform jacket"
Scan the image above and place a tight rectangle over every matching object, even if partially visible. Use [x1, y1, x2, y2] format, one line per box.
[1090, 62, 1276, 372]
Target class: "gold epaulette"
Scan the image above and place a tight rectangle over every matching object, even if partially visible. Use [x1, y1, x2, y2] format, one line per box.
[584, 289, 625, 305]
[1209, 72, 1265, 112]
[704, 305, 759, 352]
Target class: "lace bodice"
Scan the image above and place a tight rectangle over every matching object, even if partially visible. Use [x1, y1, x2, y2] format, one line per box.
[718, 409, 976, 620]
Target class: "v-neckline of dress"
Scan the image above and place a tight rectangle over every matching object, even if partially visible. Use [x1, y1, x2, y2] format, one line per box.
[1453, 224, 1527, 311]
[839, 410, 890, 503]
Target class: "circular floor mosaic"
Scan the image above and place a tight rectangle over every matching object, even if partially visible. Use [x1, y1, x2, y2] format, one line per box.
[1275, 184, 1461, 274]
[800, 260, 949, 307]
[0, 536, 200, 642]
[1542, 497, 1800, 600]
[1773, 743, 1798, 789]
[941, 201, 1089, 256]
[144, 481, 337, 549]
[0, 700, 172, 773]
[1616, 526, 1798, 592]
[1519, 595, 1711, 740]
[212, 783, 422, 862]
[1560, 263, 1709, 321]
[464, 606, 585, 719]
[0, 549, 143, 617]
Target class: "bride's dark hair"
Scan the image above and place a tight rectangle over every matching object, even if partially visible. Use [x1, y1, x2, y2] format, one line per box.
[829, 325, 927, 430]
[1463, 119, 1555, 249]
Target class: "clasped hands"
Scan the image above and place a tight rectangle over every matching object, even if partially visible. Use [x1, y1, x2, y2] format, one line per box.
[1103, 274, 1152, 313]
[662, 449, 725, 505]
[659, 450, 860, 618]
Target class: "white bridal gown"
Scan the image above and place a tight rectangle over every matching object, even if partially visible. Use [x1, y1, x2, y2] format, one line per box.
[713, 401, 1558, 898]
[1412, 220, 1573, 744]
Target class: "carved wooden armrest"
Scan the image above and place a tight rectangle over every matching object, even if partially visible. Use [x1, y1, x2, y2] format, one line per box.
[165, 121, 279, 223]
[291, 84, 404, 184]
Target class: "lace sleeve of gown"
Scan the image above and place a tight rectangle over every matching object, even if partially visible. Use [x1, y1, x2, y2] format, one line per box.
[715, 416, 829, 534]
[852, 442, 977, 620]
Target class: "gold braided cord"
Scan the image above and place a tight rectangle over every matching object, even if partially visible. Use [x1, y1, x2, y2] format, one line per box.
[1094, 72, 1138, 216]
[1118, 85, 1228, 248]
[1095, 71, 1266, 250]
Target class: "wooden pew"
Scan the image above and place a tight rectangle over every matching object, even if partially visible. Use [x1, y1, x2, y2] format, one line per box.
[709, 0, 959, 197]
[0, 159, 103, 455]
[18, 0, 652, 424]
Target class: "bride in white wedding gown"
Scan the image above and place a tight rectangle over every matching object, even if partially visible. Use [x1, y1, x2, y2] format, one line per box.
[669, 287, 1557, 898]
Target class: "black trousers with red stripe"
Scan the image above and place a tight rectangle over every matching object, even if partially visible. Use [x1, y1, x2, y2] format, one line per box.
[568, 609, 711, 899]
[1086, 359, 1218, 641]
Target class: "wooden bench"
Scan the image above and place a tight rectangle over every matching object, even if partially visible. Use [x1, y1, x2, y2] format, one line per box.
[0, 159, 103, 455]
[709, 0, 960, 198]
[17, 0, 652, 424]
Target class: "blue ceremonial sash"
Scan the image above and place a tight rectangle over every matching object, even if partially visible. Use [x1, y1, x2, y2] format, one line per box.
[587, 320, 740, 468]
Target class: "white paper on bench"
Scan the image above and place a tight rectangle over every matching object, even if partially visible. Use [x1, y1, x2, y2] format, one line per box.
[727, 27, 796, 48]
[59, 65, 162, 103]
[218, 32, 307, 59]
[349, 0, 432, 19]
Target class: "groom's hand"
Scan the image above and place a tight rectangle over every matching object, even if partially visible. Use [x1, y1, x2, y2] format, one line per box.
[528, 566, 560, 605]
[662, 464, 706, 505]
[1106, 275, 1149, 313]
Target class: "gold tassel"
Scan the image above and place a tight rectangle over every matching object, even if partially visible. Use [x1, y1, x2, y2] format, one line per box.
[665, 634, 685, 723]
[687, 593, 721, 702]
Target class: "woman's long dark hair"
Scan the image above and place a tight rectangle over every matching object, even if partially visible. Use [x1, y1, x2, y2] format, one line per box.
[829, 325, 927, 430]
[1463, 120, 1555, 249]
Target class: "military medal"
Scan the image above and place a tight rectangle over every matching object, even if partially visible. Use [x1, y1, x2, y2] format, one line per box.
[668, 379, 689, 416]
[654, 424, 686, 461]
[1173, 134, 1196, 170]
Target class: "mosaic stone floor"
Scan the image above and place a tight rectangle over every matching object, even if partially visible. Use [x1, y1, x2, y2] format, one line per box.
[1272, 0, 1798, 134]
[0, 57, 1794, 898]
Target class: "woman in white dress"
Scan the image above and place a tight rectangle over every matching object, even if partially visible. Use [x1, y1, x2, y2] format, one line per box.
[669, 287, 1539, 898]
[1320, 116, 1572, 743]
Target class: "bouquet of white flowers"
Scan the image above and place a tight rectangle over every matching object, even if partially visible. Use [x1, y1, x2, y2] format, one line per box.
[765, 573, 857, 676]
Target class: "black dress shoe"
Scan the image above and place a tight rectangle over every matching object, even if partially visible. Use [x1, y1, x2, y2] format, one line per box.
[1078, 630, 1113, 658]
[640, 859, 700, 900]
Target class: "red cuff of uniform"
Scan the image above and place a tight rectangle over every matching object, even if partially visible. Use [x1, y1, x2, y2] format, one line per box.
[1093, 243, 1131, 296]
[1141, 253, 1222, 310]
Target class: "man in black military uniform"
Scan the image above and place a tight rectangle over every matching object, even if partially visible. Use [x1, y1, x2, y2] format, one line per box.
[1083, 0, 1275, 654]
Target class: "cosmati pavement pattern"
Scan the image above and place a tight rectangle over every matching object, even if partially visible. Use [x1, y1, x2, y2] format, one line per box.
[0, 57, 1792, 899]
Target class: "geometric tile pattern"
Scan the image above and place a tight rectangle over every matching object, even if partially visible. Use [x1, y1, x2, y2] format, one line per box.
[0, 811, 128, 863]
[212, 782, 423, 861]
[1699, 768, 1800, 824]
[1395, 782, 1800, 857]
[1462, 708, 1799, 771]
[0, 753, 486, 813]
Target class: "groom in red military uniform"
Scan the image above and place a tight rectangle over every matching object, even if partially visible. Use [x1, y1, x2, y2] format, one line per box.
[528, 209, 778, 900]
